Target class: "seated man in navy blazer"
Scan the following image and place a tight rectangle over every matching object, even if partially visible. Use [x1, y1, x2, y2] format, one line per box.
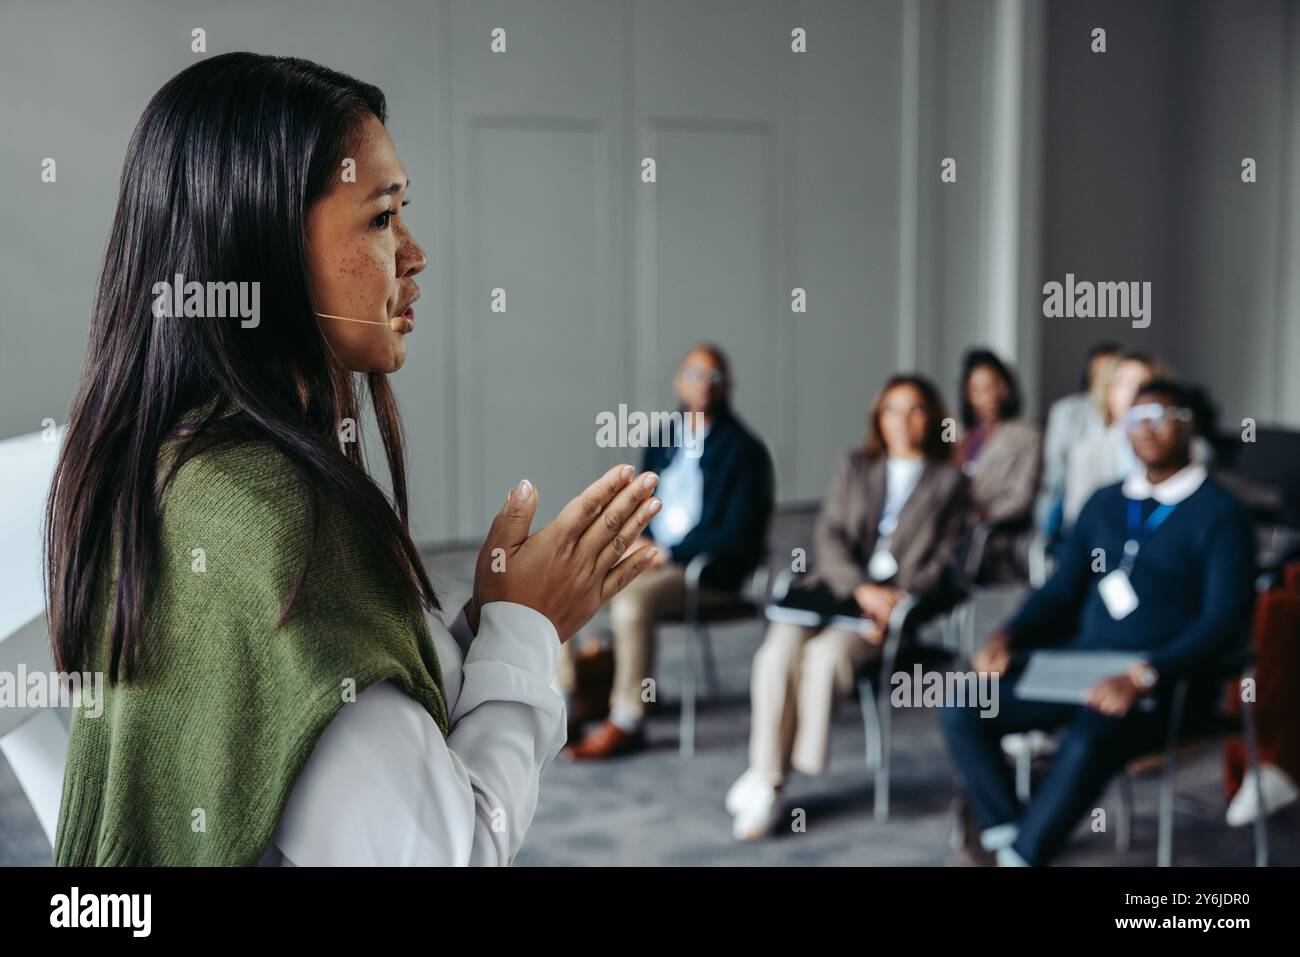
[941, 379, 1255, 865]
[563, 343, 775, 759]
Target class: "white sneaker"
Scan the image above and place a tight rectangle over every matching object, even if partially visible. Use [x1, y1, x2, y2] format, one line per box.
[1226, 764, 1299, 827]
[995, 846, 1030, 867]
[725, 768, 764, 815]
[732, 782, 781, 841]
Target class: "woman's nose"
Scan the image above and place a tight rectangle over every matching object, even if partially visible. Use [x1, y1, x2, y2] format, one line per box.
[397, 224, 428, 277]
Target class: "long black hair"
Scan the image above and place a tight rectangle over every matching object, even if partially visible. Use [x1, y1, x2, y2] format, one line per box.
[46, 53, 437, 682]
[958, 348, 1023, 429]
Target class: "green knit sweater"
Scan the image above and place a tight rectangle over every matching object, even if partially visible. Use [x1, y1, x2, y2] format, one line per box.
[55, 437, 448, 866]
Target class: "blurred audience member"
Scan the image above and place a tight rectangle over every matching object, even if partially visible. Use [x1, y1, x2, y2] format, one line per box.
[941, 379, 1256, 866]
[561, 343, 774, 759]
[1036, 342, 1120, 537]
[1062, 351, 1161, 527]
[728, 375, 967, 840]
[955, 349, 1042, 581]
[1223, 562, 1300, 826]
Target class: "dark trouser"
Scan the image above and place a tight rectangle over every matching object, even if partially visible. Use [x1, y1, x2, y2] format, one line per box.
[939, 678, 1199, 866]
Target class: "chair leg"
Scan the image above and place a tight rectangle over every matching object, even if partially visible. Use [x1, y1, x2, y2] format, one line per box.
[1157, 680, 1188, 867]
[949, 796, 968, 852]
[1115, 773, 1133, 852]
[874, 678, 892, 822]
[679, 625, 697, 759]
[858, 677, 881, 771]
[962, 602, 983, 663]
[871, 618, 910, 824]
[699, 626, 721, 700]
[1239, 676, 1270, 867]
[954, 604, 971, 662]
[1015, 746, 1032, 803]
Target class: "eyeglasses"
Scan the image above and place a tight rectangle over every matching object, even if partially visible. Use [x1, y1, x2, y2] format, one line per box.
[677, 368, 724, 385]
[1123, 402, 1192, 433]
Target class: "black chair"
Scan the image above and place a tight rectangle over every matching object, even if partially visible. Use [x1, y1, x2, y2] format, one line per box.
[855, 595, 927, 821]
[959, 504, 1275, 865]
[763, 515, 1039, 822]
[1004, 650, 1269, 866]
[1113, 650, 1269, 866]
[664, 552, 769, 758]
[764, 568, 936, 822]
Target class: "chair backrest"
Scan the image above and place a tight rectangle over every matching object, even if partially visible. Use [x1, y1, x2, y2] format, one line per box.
[960, 583, 1032, 660]
[0, 426, 69, 847]
[1215, 426, 1300, 527]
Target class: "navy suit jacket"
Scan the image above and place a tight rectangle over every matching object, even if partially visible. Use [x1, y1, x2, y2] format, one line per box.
[641, 406, 774, 592]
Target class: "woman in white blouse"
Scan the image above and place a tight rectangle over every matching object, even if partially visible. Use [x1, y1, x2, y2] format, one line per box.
[50, 54, 663, 867]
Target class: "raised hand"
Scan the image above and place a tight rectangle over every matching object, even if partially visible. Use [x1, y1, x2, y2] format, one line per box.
[469, 465, 662, 641]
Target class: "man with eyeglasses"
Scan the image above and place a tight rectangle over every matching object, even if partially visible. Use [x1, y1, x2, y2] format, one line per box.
[563, 343, 775, 759]
[940, 379, 1256, 866]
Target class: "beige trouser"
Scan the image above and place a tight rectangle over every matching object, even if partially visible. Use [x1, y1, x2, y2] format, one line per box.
[555, 563, 733, 720]
[748, 621, 880, 781]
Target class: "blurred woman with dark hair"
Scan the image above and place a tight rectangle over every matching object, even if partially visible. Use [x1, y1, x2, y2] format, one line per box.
[726, 374, 968, 840]
[955, 349, 1042, 581]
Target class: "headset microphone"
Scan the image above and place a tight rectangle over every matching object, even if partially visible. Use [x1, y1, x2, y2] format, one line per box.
[315, 312, 411, 333]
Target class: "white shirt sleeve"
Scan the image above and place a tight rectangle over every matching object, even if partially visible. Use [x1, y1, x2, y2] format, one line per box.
[265, 601, 566, 866]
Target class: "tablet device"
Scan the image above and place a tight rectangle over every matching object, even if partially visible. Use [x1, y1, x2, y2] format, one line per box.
[1013, 650, 1146, 704]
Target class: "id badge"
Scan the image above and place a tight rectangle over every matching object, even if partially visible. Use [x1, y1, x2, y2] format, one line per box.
[1098, 569, 1140, 620]
[868, 547, 899, 582]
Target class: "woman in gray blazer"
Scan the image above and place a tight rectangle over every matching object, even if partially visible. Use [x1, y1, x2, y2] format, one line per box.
[955, 349, 1042, 582]
[727, 374, 969, 840]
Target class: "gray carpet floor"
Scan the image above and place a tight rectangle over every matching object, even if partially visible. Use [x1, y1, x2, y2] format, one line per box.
[3, 508, 1295, 866]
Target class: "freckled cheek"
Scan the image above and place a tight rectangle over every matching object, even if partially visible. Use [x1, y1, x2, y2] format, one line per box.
[320, 242, 395, 319]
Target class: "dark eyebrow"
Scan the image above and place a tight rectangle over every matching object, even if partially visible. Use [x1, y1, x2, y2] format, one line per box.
[367, 179, 409, 201]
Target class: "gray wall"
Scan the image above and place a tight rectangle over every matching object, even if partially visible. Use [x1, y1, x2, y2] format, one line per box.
[2, 0, 1297, 547]
[1038, 0, 1300, 430]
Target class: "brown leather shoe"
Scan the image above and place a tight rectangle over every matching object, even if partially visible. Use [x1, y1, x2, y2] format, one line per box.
[569, 636, 613, 725]
[565, 718, 585, 747]
[563, 720, 646, 760]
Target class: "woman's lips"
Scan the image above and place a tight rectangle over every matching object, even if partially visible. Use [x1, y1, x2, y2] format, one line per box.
[394, 305, 415, 333]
